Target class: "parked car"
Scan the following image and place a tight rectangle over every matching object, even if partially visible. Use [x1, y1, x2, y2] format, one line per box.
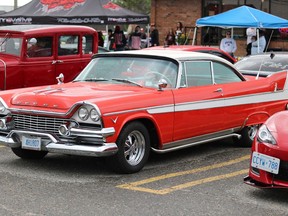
[98, 46, 110, 53]
[146, 45, 237, 64]
[235, 52, 288, 77]
[244, 110, 288, 188]
[0, 25, 98, 90]
[0, 50, 288, 174]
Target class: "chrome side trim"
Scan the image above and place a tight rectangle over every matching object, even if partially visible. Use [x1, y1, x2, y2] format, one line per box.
[151, 129, 241, 154]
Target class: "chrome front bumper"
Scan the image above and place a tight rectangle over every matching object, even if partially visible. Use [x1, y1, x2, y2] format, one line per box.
[0, 128, 118, 157]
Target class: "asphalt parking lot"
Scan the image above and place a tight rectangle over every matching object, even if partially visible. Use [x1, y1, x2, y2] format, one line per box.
[0, 140, 287, 216]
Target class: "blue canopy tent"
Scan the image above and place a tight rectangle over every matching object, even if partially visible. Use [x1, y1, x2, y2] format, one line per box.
[196, 5, 288, 29]
[192, 5, 288, 52]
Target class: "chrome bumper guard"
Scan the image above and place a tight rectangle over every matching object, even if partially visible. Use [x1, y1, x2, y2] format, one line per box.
[0, 127, 118, 157]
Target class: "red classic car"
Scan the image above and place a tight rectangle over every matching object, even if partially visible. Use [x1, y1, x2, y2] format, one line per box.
[146, 45, 237, 64]
[244, 110, 288, 188]
[0, 25, 98, 90]
[0, 50, 287, 173]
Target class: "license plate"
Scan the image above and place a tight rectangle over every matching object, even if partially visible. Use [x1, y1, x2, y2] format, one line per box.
[22, 136, 41, 151]
[251, 152, 280, 174]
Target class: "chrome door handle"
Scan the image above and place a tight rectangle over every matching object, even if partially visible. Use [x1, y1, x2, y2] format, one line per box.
[52, 60, 64, 64]
[214, 88, 223, 92]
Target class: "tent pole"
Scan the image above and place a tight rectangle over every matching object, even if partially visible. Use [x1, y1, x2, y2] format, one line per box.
[192, 27, 197, 45]
[257, 28, 260, 54]
[265, 30, 274, 53]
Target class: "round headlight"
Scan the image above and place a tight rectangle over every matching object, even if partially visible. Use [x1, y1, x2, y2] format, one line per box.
[78, 107, 89, 121]
[90, 109, 100, 122]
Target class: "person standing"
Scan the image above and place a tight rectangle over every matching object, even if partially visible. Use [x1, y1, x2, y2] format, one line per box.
[220, 31, 237, 57]
[246, 27, 256, 55]
[175, 21, 183, 45]
[150, 23, 159, 47]
[97, 31, 104, 47]
[130, 25, 142, 50]
[113, 25, 127, 51]
[251, 30, 266, 55]
[165, 28, 176, 45]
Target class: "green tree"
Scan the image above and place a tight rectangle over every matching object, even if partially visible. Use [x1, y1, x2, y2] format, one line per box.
[112, 0, 151, 15]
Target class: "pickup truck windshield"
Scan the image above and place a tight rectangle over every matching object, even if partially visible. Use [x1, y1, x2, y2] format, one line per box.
[0, 37, 22, 56]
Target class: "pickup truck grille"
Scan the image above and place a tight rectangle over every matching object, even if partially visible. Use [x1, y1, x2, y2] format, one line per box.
[12, 114, 68, 134]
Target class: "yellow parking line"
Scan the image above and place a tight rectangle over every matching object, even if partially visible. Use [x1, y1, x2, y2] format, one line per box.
[117, 155, 250, 195]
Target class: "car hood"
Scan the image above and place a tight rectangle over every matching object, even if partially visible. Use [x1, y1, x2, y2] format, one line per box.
[9, 82, 165, 112]
[0, 55, 19, 64]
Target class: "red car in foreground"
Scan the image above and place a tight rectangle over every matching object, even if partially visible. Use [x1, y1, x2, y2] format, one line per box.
[0, 50, 287, 173]
[244, 110, 288, 188]
[146, 45, 237, 64]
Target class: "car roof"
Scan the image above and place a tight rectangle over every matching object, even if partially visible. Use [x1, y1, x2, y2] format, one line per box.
[147, 45, 221, 51]
[0, 25, 96, 36]
[97, 49, 233, 65]
[146, 45, 236, 63]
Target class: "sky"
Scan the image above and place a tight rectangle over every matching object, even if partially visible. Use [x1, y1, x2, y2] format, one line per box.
[2, 0, 32, 6]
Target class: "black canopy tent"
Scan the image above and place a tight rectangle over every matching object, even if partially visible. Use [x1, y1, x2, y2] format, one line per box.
[0, 0, 149, 25]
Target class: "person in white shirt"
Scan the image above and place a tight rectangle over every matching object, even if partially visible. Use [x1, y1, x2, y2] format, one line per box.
[251, 30, 266, 55]
[246, 27, 256, 45]
[220, 31, 237, 57]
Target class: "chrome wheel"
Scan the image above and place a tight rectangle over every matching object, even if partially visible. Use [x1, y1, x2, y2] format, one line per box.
[109, 121, 150, 173]
[124, 130, 146, 166]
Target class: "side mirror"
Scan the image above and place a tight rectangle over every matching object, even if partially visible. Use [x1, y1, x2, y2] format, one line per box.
[158, 79, 168, 91]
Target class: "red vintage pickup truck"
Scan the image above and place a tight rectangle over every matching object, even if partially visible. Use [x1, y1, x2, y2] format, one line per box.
[0, 25, 98, 90]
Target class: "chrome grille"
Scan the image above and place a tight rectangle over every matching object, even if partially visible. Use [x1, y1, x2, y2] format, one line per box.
[12, 114, 68, 134]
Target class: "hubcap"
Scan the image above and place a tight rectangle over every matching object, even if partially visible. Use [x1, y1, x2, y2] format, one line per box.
[124, 130, 145, 166]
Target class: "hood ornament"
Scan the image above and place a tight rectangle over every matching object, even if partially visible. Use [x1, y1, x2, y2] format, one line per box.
[56, 73, 64, 84]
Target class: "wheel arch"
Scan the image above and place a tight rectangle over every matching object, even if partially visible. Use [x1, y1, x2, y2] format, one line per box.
[241, 111, 271, 129]
[118, 116, 161, 150]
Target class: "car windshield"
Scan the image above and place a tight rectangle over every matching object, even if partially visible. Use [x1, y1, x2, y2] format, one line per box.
[235, 54, 288, 72]
[0, 37, 22, 56]
[75, 56, 179, 88]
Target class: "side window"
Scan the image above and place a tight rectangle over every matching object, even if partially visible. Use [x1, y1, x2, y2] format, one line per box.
[27, 37, 53, 58]
[184, 61, 213, 87]
[58, 35, 79, 56]
[83, 34, 93, 54]
[213, 62, 242, 84]
[180, 62, 187, 87]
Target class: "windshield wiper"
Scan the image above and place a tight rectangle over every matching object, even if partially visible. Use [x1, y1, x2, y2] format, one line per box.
[73, 78, 109, 82]
[112, 78, 143, 87]
[0, 33, 11, 47]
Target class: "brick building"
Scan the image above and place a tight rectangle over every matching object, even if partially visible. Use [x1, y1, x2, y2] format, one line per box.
[150, 0, 288, 57]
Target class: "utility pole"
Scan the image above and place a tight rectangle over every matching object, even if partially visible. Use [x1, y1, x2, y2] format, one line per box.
[14, 0, 18, 10]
